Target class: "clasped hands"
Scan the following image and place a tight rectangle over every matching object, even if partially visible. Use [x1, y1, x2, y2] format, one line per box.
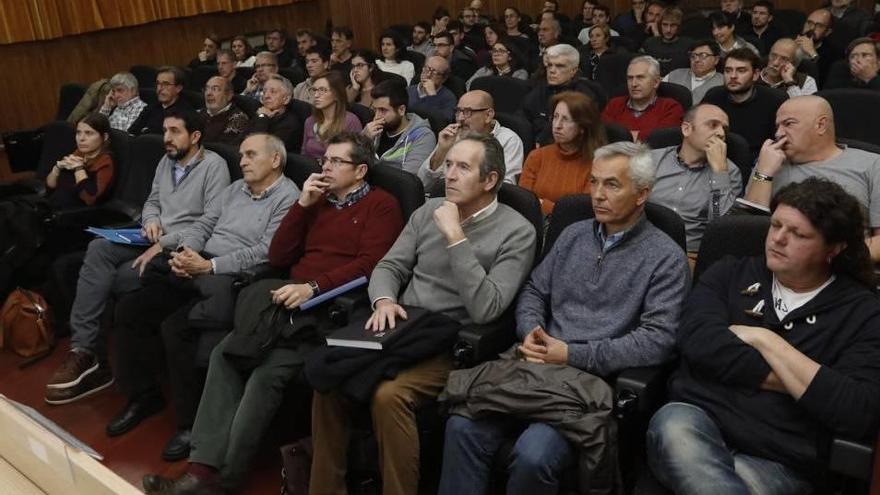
[518, 326, 568, 365]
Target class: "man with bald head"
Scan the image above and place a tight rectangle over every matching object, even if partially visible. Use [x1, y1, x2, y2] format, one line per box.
[797, 9, 844, 85]
[418, 90, 524, 192]
[407, 55, 457, 122]
[746, 95, 880, 260]
[650, 103, 742, 259]
[200, 76, 249, 145]
[757, 38, 818, 97]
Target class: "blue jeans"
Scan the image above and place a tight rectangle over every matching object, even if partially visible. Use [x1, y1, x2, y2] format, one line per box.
[646, 402, 814, 495]
[438, 414, 573, 495]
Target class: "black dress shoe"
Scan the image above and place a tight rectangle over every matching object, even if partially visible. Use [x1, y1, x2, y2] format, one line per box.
[143, 473, 221, 494]
[162, 429, 192, 461]
[106, 395, 165, 437]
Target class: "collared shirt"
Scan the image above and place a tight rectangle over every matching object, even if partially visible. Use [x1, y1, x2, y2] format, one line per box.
[595, 222, 630, 253]
[625, 95, 658, 119]
[172, 147, 205, 187]
[242, 83, 265, 101]
[293, 78, 316, 104]
[206, 102, 233, 118]
[326, 181, 371, 209]
[241, 173, 286, 200]
[448, 198, 499, 248]
[100, 96, 147, 132]
[759, 71, 818, 97]
[690, 70, 717, 90]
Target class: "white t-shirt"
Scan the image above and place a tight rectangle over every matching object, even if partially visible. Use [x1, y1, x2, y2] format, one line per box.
[771, 275, 835, 320]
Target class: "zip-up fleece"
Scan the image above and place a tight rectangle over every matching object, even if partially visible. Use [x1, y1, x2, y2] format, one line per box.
[372, 113, 436, 176]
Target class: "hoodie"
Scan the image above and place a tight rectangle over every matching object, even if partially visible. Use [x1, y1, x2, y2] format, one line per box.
[372, 112, 437, 176]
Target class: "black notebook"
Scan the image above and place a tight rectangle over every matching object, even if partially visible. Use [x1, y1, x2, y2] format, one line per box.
[325, 305, 429, 350]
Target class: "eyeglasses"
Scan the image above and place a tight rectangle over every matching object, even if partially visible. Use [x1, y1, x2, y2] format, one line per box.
[308, 87, 331, 95]
[318, 156, 357, 168]
[804, 20, 828, 30]
[255, 63, 277, 69]
[454, 107, 490, 118]
[352, 62, 369, 69]
[156, 81, 177, 88]
[491, 48, 510, 54]
[689, 52, 715, 60]
[422, 66, 448, 76]
[768, 53, 792, 63]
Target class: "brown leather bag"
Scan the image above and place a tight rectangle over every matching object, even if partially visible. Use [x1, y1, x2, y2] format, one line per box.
[0, 288, 53, 358]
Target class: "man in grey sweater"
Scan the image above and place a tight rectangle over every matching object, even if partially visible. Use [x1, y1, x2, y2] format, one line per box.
[45, 108, 230, 406]
[309, 133, 537, 495]
[105, 133, 299, 442]
[439, 142, 690, 494]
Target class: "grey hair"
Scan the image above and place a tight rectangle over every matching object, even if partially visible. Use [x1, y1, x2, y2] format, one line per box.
[255, 51, 278, 65]
[457, 131, 506, 193]
[246, 132, 287, 168]
[629, 55, 661, 80]
[266, 74, 294, 96]
[545, 43, 580, 69]
[774, 38, 805, 67]
[543, 18, 562, 35]
[108, 72, 138, 91]
[593, 141, 655, 189]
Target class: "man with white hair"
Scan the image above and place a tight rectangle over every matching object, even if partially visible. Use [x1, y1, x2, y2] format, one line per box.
[437, 141, 689, 494]
[246, 74, 302, 151]
[523, 44, 605, 145]
[757, 38, 818, 97]
[602, 55, 684, 140]
[98, 72, 147, 132]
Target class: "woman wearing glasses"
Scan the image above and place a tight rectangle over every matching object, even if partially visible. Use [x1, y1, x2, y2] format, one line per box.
[302, 72, 363, 159]
[375, 30, 415, 85]
[519, 91, 606, 216]
[467, 37, 529, 90]
[347, 49, 398, 107]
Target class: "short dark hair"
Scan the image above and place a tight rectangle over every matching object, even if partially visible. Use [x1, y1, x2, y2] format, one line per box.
[709, 11, 735, 29]
[305, 46, 331, 62]
[433, 6, 451, 21]
[327, 132, 377, 174]
[593, 4, 611, 17]
[295, 28, 314, 39]
[545, 0, 560, 11]
[433, 31, 454, 46]
[332, 26, 353, 40]
[379, 29, 406, 61]
[205, 33, 221, 47]
[267, 29, 288, 43]
[846, 37, 880, 58]
[689, 38, 721, 56]
[772, 177, 875, 289]
[415, 21, 431, 32]
[725, 47, 761, 70]
[163, 107, 205, 136]
[371, 79, 409, 109]
[752, 0, 775, 15]
[157, 66, 186, 87]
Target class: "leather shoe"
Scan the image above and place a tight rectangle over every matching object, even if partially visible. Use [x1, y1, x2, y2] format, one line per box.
[143, 473, 220, 494]
[161, 429, 192, 462]
[106, 395, 165, 437]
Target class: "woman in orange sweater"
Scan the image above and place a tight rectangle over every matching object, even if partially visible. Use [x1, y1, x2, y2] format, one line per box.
[519, 91, 607, 216]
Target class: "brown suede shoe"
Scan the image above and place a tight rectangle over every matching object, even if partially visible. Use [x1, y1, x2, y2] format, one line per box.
[47, 350, 98, 389]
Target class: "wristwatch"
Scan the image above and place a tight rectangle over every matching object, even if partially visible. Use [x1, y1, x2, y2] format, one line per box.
[307, 280, 320, 296]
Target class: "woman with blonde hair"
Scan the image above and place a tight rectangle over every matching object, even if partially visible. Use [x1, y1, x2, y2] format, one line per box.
[302, 71, 363, 158]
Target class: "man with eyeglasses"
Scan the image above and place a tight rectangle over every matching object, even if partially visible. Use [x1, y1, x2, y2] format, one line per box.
[664, 40, 725, 104]
[264, 29, 294, 68]
[129, 66, 193, 136]
[844, 37, 880, 89]
[757, 38, 818, 97]
[241, 51, 279, 102]
[641, 7, 694, 76]
[329, 26, 354, 76]
[797, 9, 843, 85]
[142, 132, 403, 494]
[419, 90, 524, 193]
[407, 55, 458, 122]
[293, 47, 330, 104]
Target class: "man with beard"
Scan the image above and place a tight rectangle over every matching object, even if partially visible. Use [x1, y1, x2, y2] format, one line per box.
[409, 22, 433, 57]
[744, 0, 782, 56]
[364, 79, 436, 175]
[703, 48, 787, 160]
[796, 9, 843, 85]
[44, 109, 230, 405]
[418, 90, 524, 192]
[130, 66, 193, 135]
[757, 39, 818, 97]
[200, 76, 249, 145]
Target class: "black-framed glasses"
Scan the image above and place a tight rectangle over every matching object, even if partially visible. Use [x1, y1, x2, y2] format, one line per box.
[422, 66, 448, 76]
[454, 107, 490, 118]
[318, 156, 357, 168]
[689, 52, 715, 60]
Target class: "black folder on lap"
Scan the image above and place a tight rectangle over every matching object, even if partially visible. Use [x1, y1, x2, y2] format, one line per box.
[325, 305, 429, 350]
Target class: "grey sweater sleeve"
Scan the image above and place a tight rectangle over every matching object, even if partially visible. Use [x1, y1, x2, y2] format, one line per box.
[567, 249, 690, 376]
[447, 222, 536, 324]
[368, 208, 423, 304]
[175, 187, 228, 252]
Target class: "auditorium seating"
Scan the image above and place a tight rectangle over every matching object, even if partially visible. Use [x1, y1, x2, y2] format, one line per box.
[469, 76, 534, 114]
[818, 89, 880, 147]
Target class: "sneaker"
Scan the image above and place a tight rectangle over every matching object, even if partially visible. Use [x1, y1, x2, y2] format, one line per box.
[46, 350, 99, 389]
[45, 364, 114, 405]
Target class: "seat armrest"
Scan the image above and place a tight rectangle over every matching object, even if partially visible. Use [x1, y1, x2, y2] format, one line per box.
[326, 288, 371, 326]
[452, 315, 515, 368]
[51, 200, 140, 228]
[231, 264, 285, 291]
[613, 364, 672, 420]
[828, 437, 874, 481]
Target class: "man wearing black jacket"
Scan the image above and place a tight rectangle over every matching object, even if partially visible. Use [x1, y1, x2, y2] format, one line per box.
[129, 66, 193, 136]
[646, 178, 880, 494]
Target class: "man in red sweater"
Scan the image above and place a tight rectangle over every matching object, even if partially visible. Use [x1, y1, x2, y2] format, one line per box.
[143, 132, 404, 495]
[601, 55, 684, 141]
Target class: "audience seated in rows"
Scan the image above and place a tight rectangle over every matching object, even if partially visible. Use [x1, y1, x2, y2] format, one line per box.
[419, 90, 524, 190]
[302, 72, 363, 158]
[200, 76, 250, 146]
[602, 55, 684, 140]
[108, 132, 298, 453]
[466, 36, 529, 90]
[703, 48, 788, 159]
[647, 178, 880, 494]
[45, 113, 115, 210]
[364, 79, 436, 174]
[744, 95, 880, 261]
[408, 55, 458, 122]
[293, 47, 331, 105]
[188, 34, 220, 70]
[744, 0, 782, 55]
[241, 51, 279, 102]
[248, 74, 302, 151]
[844, 37, 880, 88]
[649, 103, 743, 257]
[520, 91, 606, 216]
[377, 30, 416, 85]
[710, 11, 760, 57]
[230, 35, 256, 68]
[309, 133, 537, 495]
[577, 4, 619, 45]
[130, 66, 193, 136]
[663, 39, 724, 104]
[98, 72, 147, 132]
[329, 26, 355, 75]
[440, 140, 689, 494]
[756, 38, 818, 96]
[641, 7, 693, 76]
[45, 109, 231, 405]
